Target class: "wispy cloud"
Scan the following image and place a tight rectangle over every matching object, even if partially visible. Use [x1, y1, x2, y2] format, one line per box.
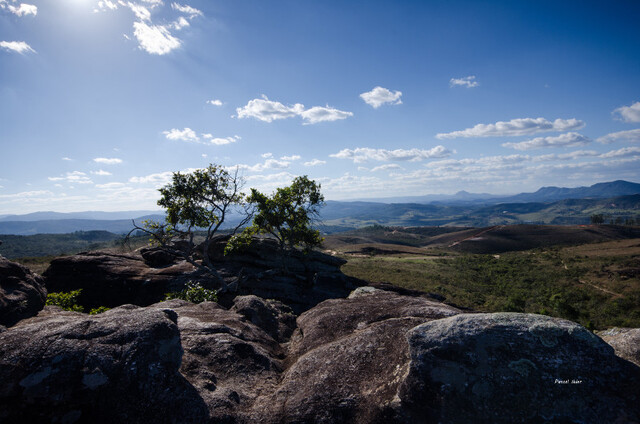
[237, 159, 290, 172]
[62, 157, 73, 161]
[164, 127, 239, 145]
[207, 99, 223, 106]
[171, 2, 203, 17]
[1, 1, 37, 16]
[163, 127, 199, 142]
[613, 101, 640, 123]
[48, 171, 93, 185]
[133, 21, 181, 55]
[450, 76, 479, 88]
[436, 117, 585, 139]
[596, 128, 640, 144]
[502, 132, 592, 150]
[201, 134, 240, 145]
[371, 164, 403, 172]
[330, 146, 452, 163]
[304, 159, 326, 167]
[0, 41, 35, 54]
[280, 155, 301, 161]
[91, 169, 112, 176]
[93, 157, 123, 165]
[359, 86, 403, 108]
[236, 95, 352, 124]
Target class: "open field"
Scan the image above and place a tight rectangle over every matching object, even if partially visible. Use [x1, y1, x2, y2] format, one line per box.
[333, 225, 640, 330]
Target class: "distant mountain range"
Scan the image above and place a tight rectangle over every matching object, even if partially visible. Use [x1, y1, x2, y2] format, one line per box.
[0, 181, 639, 235]
[355, 180, 640, 204]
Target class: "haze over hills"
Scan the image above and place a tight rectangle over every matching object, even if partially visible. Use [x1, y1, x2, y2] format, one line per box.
[0, 181, 639, 235]
[355, 180, 640, 205]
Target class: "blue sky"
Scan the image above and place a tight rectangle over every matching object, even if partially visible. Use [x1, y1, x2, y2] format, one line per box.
[1, 0, 639, 214]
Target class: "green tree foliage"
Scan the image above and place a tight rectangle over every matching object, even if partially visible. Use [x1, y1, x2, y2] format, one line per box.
[46, 290, 84, 312]
[128, 165, 251, 291]
[165, 281, 218, 303]
[89, 306, 111, 315]
[227, 176, 324, 270]
[590, 214, 604, 225]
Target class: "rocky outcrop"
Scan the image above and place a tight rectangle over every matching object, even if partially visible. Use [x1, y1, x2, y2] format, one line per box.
[2, 288, 638, 423]
[0, 304, 208, 423]
[398, 313, 640, 423]
[599, 327, 640, 367]
[43, 251, 197, 309]
[0, 257, 47, 327]
[42, 237, 365, 314]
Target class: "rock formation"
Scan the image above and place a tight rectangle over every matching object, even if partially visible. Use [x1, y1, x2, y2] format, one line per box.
[599, 327, 640, 367]
[1, 287, 638, 423]
[0, 257, 47, 327]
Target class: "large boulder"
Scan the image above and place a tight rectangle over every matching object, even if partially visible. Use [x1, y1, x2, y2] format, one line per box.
[231, 295, 297, 343]
[398, 313, 640, 423]
[156, 299, 286, 423]
[0, 257, 47, 327]
[599, 327, 640, 367]
[249, 288, 462, 423]
[0, 304, 208, 423]
[43, 251, 197, 309]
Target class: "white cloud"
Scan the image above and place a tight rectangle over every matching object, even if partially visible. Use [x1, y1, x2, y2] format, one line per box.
[596, 128, 640, 144]
[133, 21, 180, 55]
[62, 157, 73, 161]
[0, 41, 35, 54]
[359, 86, 403, 108]
[237, 159, 290, 172]
[280, 155, 301, 161]
[129, 171, 173, 185]
[171, 2, 202, 17]
[96, 182, 127, 189]
[436, 117, 585, 139]
[48, 171, 93, 185]
[371, 164, 403, 172]
[4, 2, 37, 16]
[502, 132, 592, 150]
[96, 0, 118, 11]
[201, 134, 240, 145]
[91, 169, 112, 176]
[172, 16, 189, 30]
[236, 96, 305, 122]
[93, 157, 123, 165]
[613, 101, 640, 123]
[207, 99, 223, 106]
[236, 95, 352, 124]
[450, 76, 479, 88]
[330, 146, 452, 163]
[261, 152, 273, 158]
[599, 146, 640, 159]
[0, 190, 54, 199]
[304, 159, 326, 167]
[300, 106, 353, 124]
[126, 2, 151, 20]
[163, 127, 198, 142]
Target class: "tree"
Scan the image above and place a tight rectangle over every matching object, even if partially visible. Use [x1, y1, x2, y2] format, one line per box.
[128, 165, 251, 291]
[590, 214, 604, 225]
[228, 176, 324, 271]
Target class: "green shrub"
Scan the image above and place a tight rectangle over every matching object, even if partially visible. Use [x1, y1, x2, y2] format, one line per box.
[46, 290, 84, 312]
[89, 306, 111, 315]
[165, 281, 218, 303]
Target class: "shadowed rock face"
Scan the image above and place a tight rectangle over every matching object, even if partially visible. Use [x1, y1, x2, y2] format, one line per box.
[599, 327, 640, 367]
[0, 257, 47, 327]
[399, 313, 640, 424]
[1, 288, 638, 423]
[0, 304, 208, 424]
[43, 251, 197, 309]
[42, 238, 365, 314]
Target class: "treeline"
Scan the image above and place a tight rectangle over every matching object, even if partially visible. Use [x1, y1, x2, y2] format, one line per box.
[0, 231, 126, 259]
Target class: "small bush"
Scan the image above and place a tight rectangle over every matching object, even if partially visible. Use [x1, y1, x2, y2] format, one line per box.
[165, 281, 218, 304]
[89, 306, 111, 315]
[46, 290, 84, 312]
